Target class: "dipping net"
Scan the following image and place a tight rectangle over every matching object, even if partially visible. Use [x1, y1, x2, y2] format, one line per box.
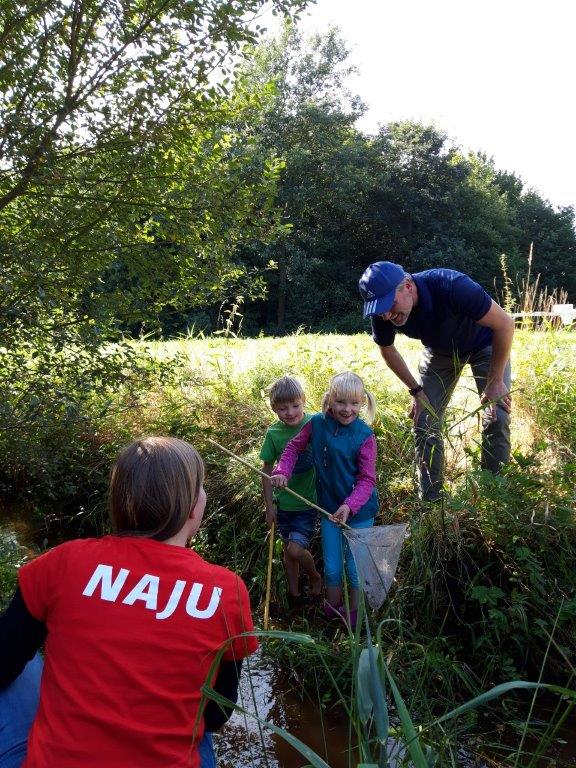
[344, 523, 408, 610]
[205, 439, 409, 612]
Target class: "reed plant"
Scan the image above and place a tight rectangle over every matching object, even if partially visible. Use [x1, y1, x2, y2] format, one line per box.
[200, 616, 576, 767]
[499, 249, 571, 329]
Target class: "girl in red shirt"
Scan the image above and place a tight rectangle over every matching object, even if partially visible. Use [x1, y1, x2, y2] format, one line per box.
[0, 437, 258, 768]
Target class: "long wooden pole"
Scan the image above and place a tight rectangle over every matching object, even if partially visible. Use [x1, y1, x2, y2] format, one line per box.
[207, 437, 350, 530]
[263, 521, 275, 630]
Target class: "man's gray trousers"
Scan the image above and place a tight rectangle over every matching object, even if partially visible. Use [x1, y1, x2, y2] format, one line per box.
[415, 345, 511, 501]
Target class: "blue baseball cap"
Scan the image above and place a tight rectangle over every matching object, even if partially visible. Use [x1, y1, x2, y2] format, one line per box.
[358, 261, 406, 318]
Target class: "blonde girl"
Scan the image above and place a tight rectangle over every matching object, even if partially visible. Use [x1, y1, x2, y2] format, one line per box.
[272, 372, 379, 628]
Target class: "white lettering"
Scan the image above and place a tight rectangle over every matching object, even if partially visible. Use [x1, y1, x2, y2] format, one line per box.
[185, 583, 222, 619]
[122, 574, 159, 610]
[82, 565, 223, 620]
[156, 579, 187, 620]
[82, 564, 130, 601]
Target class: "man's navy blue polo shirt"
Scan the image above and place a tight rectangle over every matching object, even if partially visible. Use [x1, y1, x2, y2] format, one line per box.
[370, 269, 493, 355]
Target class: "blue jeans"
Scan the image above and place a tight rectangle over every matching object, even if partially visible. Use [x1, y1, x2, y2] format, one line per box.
[0, 654, 217, 768]
[276, 507, 317, 549]
[0, 655, 43, 768]
[198, 732, 216, 768]
[321, 516, 374, 588]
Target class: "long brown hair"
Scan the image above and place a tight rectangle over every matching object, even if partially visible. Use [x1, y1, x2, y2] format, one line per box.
[109, 437, 204, 541]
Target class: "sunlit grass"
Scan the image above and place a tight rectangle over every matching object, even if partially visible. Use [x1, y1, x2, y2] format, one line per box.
[147, 326, 576, 476]
[1, 327, 575, 766]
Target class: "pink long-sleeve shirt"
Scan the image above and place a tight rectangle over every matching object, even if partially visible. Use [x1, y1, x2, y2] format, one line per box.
[273, 419, 377, 515]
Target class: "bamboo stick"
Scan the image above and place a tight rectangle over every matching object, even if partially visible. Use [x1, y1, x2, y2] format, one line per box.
[207, 437, 351, 530]
[263, 521, 275, 630]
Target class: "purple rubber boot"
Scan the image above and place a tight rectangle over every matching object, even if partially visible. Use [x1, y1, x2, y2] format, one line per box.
[323, 602, 357, 630]
[323, 601, 342, 620]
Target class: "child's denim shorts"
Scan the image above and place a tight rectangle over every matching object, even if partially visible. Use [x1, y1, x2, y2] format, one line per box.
[277, 507, 317, 550]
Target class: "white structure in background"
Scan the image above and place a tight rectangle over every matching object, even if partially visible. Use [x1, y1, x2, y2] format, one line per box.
[552, 304, 576, 325]
[512, 303, 576, 326]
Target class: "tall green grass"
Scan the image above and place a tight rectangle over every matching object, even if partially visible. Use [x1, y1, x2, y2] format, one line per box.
[200, 620, 576, 767]
[1, 328, 575, 764]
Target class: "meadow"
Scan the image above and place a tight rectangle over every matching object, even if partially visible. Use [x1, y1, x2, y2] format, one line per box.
[1, 328, 575, 765]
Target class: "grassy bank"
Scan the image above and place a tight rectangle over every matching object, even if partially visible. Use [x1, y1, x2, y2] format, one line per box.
[1, 329, 575, 763]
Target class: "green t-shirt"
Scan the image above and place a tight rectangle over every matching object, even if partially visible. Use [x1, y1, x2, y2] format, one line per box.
[259, 414, 317, 511]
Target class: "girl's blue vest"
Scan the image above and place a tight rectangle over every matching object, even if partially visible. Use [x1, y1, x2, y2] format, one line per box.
[309, 412, 378, 523]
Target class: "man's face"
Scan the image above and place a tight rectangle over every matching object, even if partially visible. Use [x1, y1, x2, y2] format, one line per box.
[379, 280, 414, 326]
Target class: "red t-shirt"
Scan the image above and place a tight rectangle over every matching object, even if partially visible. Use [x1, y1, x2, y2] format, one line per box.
[18, 536, 258, 768]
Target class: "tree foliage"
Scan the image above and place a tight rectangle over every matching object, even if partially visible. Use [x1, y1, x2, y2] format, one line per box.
[233, 23, 378, 332]
[0, 0, 309, 439]
[0, 0, 308, 346]
[220, 27, 576, 336]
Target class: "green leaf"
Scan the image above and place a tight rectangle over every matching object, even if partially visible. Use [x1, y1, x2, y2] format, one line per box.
[357, 641, 389, 745]
[384, 665, 429, 768]
[357, 647, 376, 724]
[432, 681, 551, 726]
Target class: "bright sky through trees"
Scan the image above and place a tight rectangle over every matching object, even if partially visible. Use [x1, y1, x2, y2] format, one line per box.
[267, 0, 576, 210]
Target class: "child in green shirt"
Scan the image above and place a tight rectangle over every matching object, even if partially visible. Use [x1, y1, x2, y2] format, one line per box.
[260, 376, 322, 606]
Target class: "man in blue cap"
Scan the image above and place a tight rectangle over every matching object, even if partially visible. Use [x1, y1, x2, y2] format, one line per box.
[359, 262, 514, 501]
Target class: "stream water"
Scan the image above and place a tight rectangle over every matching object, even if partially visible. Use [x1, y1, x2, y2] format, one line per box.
[215, 656, 576, 768]
[215, 647, 364, 768]
[213, 647, 488, 768]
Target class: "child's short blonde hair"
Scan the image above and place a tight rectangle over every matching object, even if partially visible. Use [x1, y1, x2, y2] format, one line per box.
[268, 375, 305, 410]
[322, 372, 377, 424]
[109, 437, 204, 541]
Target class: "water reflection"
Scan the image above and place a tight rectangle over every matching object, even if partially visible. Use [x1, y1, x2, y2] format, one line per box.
[215, 651, 576, 768]
[215, 648, 360, 768]
[214, 649, 417, 768]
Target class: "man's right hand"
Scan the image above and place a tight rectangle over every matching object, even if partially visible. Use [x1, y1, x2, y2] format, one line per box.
[270, 474, 288, 488]
[409, 390, 433, 426]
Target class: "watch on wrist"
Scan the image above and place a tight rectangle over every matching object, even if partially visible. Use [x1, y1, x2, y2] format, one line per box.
[409, 384, 424, 396]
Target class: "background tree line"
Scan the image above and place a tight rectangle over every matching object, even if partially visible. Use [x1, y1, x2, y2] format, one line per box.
[185, 23, 574, 337]
[1, 8, 573, 349]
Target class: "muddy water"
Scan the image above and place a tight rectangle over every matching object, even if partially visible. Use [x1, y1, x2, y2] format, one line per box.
[0, 502, 53, 554]
[214, 653, 576, 768]
[214, 648, 396, 768]
[214, 649, 489, 768]
[214, 649, 356, 768]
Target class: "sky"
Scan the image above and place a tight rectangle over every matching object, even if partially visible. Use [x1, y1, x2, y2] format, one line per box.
[265, 0, 576, 211]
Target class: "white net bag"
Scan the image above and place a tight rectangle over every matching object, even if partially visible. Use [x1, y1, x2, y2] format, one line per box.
[344, 523, 408, 610]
